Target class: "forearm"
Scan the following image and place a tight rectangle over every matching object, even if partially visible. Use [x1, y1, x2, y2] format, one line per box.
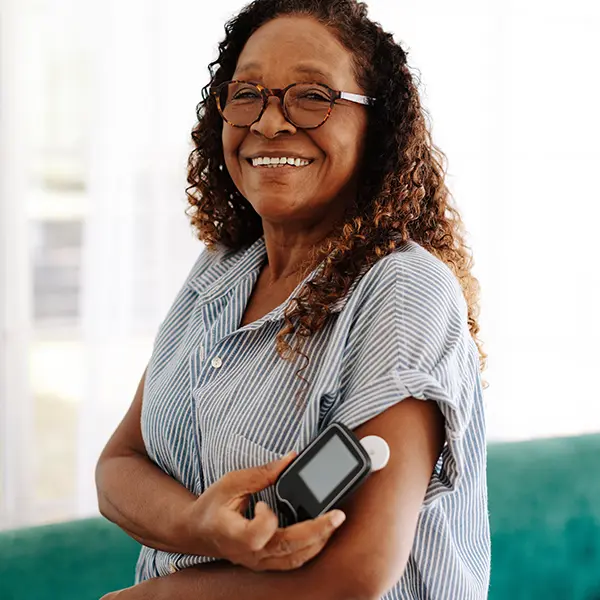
[95, 452, 201, 555]
[125, 560, 359, 600]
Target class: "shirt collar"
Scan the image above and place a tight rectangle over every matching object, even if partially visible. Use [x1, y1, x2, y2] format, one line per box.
[187, 235, 360, 322]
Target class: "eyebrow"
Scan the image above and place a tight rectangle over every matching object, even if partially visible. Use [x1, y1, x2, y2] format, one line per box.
[234, 62, 334, 83]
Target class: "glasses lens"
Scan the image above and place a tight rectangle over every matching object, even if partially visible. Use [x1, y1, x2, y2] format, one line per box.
[285, 83, 333, 128]
[219, 82, 263, 126]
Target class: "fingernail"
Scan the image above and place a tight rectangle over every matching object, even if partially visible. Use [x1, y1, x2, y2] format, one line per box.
[331, 511, 346, 527]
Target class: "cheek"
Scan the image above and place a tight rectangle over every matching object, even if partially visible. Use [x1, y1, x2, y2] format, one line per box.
[222, 126, 248, 160]
[222, 129, 245, 179]
[320, 124, 366, 175]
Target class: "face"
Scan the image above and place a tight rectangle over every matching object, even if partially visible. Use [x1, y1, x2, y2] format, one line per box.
[221, 15, 369, 231]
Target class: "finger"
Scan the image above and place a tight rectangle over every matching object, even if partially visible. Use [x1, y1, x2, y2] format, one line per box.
[227, 493, 251, 515]
[264, 510, 346, 557]
[224, 501, 280, 553]
[221, 451, 297, 497]
[244, 501, 281, 551]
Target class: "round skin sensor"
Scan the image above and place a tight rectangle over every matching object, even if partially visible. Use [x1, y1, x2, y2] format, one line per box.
[359, 435, 390, 472]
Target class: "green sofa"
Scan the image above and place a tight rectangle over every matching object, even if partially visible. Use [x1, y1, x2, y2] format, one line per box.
[1, 433, 599, 599]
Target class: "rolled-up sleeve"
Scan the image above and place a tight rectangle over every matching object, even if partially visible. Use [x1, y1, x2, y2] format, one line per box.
[323, 249, 481, 506]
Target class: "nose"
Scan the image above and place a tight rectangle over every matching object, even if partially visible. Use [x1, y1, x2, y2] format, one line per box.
[249, 95, 297, 138]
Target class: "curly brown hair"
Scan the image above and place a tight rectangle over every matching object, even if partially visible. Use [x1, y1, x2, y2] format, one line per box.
[185, 0, 487, 385]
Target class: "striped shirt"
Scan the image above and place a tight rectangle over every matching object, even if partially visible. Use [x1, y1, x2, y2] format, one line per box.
[135, 234, 491, 599]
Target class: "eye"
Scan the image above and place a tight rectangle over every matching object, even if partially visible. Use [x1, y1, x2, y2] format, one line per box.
[232, 89, 261, 100]
[306, 92, 330, 101]
[295, 86, 332, 102]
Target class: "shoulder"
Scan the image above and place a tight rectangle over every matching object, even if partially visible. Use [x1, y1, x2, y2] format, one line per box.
[182, 241, 244, 292]
[148, 242, 242, 369]
[339, 241, 473, 375]
[351, 240, 467, 320]
[152, 242, 230, 330]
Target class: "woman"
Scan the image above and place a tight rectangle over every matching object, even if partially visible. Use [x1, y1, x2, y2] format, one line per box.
[97, 0, 491, 598]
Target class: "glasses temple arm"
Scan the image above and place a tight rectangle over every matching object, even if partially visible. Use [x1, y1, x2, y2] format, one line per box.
[339, 91, 376, 106]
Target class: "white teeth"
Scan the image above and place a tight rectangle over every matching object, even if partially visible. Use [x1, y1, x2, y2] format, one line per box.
[250, 156, 311, 168]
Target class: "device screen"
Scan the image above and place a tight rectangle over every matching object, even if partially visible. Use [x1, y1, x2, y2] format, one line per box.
[297, 435, 360, 502]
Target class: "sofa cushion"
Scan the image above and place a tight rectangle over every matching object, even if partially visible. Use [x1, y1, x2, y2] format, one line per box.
[0, 516, 140, 600]
[488, 433, 600, 599]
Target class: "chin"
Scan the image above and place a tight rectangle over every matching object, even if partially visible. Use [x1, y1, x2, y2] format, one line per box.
[252, 206, 300, 222]
[250, 198, 308, 220]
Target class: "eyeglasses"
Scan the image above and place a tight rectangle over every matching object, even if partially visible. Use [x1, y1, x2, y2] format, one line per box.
[211, 80, 376, 130]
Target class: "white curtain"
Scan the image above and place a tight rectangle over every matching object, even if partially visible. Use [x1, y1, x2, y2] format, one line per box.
[1, 0, 598, 526]
[76, 0, 205, 514]
[0, 0, 36, 527]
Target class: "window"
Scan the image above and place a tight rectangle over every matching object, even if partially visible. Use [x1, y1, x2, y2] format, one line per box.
[1, 0, 598, 530]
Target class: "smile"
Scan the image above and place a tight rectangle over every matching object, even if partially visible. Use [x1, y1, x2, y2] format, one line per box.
[246, 157, 314, 168]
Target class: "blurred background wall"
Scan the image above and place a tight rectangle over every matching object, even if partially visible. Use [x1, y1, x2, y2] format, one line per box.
[1, 0, 598, 530]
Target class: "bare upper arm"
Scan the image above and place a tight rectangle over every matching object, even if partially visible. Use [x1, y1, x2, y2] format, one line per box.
[307, 397, 445, 600]
[98, 366, 149, 461]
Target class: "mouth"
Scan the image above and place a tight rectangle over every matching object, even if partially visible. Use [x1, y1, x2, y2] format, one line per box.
[244, 157, 315, 170]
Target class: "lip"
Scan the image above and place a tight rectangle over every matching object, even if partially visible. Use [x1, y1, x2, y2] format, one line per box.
[244, 159, 313, 171]
[244, 154, 315, 170]
[243, 151, 315, 161]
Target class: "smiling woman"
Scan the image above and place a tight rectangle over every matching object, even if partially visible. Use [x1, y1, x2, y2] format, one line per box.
[95, 1, 491, 599]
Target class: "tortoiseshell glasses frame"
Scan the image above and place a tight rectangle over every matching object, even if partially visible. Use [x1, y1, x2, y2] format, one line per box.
[211, 80, 376, 130]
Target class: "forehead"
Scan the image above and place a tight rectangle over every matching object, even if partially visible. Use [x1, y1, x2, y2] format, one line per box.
[233, 15, 357, 88]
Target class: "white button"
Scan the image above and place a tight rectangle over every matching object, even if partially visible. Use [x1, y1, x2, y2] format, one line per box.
[169, 562, 177, 573]
[211, 356, 223, 368]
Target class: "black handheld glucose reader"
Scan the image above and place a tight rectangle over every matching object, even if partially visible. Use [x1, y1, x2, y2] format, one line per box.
[275, 422, 390, 523]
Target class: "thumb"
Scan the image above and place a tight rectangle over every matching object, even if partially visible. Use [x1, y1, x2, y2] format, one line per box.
[228, 450, 297, 495]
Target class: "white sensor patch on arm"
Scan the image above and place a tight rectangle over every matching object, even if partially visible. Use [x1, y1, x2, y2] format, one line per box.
[359, 435, 390, 472]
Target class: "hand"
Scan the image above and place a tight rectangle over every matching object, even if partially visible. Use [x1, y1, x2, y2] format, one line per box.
[188, 451, 347, 571]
